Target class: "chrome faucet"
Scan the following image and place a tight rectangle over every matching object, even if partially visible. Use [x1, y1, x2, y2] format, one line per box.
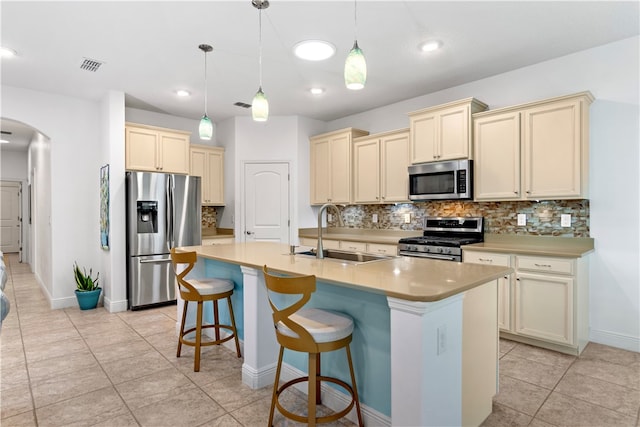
[317, 203, 344, 259]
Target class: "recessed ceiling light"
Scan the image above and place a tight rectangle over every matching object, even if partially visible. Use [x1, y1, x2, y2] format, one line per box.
[293, 40, 336, 61]
[0, 139, 10, 144]
[420, 40, 443, 52]
[175, 89, 191, 97]
[0, 47, 17, 58]
[310, 87, 325, 95]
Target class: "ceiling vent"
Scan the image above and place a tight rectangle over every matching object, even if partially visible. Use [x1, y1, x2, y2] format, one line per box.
[80, 57, 104, 72]
[234, 101, 252, 109]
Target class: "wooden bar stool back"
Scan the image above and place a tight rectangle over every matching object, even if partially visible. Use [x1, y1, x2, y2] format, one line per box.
[170, 248, 241, 372]
[262, 265, 364, 427]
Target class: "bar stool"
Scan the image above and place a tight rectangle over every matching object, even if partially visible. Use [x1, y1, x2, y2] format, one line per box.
[170, 248, 241, 372]
[262, 266, 364, 427]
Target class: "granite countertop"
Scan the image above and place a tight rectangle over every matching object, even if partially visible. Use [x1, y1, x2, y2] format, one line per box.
[462, 234, 594, 258]
[202, 228, 234, 239]
[180, 242, 511, 302]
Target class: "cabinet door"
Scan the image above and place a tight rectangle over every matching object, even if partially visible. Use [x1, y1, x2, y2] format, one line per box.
[474, 112, 521, 200]
[515, 272, 574, 345]
[206, 149, 224, 205]
[159, 132, 190, 174]
[438, 104, 470, 160]
[190, 148, 208, 202]
[523, 99, 582, 198]
[367, 243, 398, 256]
[310, 138, 331, 204]
[125, 126, 159, 171]
[353, 138, 381, 203]
[410, 112, 437, 163]
[381, 131, 410, 202]
[329, 135, 352, 203]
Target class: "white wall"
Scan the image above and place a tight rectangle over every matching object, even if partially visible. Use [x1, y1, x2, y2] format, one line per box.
[125, 108, 212, 145]
[3, 85, 103, 308]
[0, 149, 30, 262]
[327, 36, 640, 351]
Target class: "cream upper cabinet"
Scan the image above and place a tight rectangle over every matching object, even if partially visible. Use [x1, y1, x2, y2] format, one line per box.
[408, 98, 487, 164]
[310, 128, 369, 205]
[353, 129, 410, 204]
[473, 92, 593, 201]
[125, 123, 190, 174]
[190, 144, 224, 205]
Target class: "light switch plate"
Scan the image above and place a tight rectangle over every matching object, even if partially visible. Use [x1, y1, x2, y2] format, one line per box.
[561, 214, 571, 227]
[404, 213, 411, 223]
[372, 213, 378, 223]
[517, 213, 527, 226]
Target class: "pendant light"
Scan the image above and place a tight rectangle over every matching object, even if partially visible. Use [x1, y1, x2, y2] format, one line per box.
[252, 0, 269, 122]
[198, 44, 213, 140]
[344, 0, 366, 90]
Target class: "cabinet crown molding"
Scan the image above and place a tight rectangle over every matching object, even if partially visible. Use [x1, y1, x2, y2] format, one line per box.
[472, 91, 594, 118]
[407, 97, 488, 117]
[125, 121, 191, 136]
[309, 127, 369, 141]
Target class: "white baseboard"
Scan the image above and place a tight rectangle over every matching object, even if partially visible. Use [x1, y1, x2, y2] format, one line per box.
[279, 363, 391, 427]
[590, 328, 640, 353]
[104, 297, 128, 313]
[243, 362, 278, 389]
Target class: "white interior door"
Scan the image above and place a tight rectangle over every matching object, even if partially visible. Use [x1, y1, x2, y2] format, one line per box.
[244, 162, 290, 243]
[0, 181, 21, 254]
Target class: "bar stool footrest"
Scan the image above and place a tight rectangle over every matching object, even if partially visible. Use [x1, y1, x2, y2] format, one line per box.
[179, 324, 237, 347]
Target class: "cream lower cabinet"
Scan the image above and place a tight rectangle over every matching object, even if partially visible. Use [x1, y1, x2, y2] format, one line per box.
[353, 129, 410, 204]
[464, 250, 589, 355]
[299, 238, 397, 255]
[473, 92, 593, 201]
[202, 237, 234, 245]
[125, 123, 190, 174]
[310, 128, 369, 205]
[190, 145, 224, 205]
[463, 251, 512, 331]
[408, 98, 487, 164]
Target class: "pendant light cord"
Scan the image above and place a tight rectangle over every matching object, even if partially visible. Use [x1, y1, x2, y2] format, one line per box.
[353, 0, 358, 41]
[258, 8, 263, 88]
[203, 50, 208, 116]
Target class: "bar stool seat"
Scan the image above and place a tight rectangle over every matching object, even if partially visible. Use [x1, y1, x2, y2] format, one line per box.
[171, 248, 241, 372]
[263, 266, 364, 427]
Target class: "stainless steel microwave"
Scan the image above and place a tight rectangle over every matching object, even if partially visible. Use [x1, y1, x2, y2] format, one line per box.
[408, 159, 473, 201]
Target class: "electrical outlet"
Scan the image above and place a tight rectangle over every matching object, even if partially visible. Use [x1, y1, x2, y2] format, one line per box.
[404, 213, 411, 223]
[372, 213, 378, 223]
[561, 214, 571, 227]
[517, 213, 526, 226]
[327, 213, 333, 222]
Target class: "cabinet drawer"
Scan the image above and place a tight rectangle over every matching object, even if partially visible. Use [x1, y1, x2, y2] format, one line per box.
[340, 241, 367, 252]
[367, 243, 398, 256]
[517, 256, 574, 275]
[464, 251, 511, 267]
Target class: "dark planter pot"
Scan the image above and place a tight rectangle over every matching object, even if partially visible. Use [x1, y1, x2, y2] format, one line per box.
[75, 288, 101, 310]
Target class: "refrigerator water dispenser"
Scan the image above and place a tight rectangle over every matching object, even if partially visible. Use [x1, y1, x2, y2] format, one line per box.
[136, 201, 158, 233]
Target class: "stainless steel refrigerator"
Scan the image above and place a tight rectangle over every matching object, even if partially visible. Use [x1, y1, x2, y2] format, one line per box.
[126, 172, 201, 310]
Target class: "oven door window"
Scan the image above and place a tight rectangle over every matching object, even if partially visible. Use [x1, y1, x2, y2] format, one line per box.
[410, 171, 455, 195]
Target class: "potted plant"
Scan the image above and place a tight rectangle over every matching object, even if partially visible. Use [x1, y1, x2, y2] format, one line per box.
[73, 262, 101, 310]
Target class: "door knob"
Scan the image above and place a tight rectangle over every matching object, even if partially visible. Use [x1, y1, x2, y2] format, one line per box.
[246, 231, 254, 235]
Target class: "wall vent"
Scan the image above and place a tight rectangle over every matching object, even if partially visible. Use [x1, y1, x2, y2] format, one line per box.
[234, 101, 252, 109]
[80, 57, 104, 72]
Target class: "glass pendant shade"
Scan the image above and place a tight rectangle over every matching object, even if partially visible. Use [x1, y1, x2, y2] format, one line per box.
[344, 40, 366, 90]
[199, 114, 213, 140]
[252, 87, 269, 122]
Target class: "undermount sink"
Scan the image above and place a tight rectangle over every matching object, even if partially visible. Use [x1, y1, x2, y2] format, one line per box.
[295, 249, 395, 264]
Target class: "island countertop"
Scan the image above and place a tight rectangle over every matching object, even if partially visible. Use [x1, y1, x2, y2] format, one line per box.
[179, 242, 512, 302]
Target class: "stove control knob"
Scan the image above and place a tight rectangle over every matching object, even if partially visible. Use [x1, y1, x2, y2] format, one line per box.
[443, 248, 451, 254]
[436, 247, 443, 253]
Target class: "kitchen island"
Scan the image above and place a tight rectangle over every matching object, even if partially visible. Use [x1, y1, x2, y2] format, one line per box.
[179, 242, 512, 426]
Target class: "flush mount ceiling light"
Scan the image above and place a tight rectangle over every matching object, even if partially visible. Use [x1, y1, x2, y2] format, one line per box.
[0, 139, 9, 144]
[420, 40, 443, 52]
[309, 87, 325, 95]
[176, 89, 191, 97]
[251, 0, 270, 122]
[0, 47, 17, 58]
[293, 40, 336, 61]
[198, 44, 214, 140]
[344, 0, 366, 90]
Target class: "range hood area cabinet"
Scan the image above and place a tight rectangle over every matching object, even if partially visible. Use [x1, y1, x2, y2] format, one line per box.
[408, 98, 488, 164]
[309, 127, 369, 205]
[190, 144, 225, 206]
[473, 91, 594, 201]
[353, 128, 411, 204]
[125, 122, 190, 174]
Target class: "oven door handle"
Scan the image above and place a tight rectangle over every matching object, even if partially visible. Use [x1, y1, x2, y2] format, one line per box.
[399, 251, 458, 261]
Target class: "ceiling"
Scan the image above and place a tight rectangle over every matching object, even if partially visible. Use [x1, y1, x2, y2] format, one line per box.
[1, 1, 639, 149]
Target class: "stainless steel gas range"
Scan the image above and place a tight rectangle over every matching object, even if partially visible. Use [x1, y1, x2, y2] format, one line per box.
[398, 217, 484, 262]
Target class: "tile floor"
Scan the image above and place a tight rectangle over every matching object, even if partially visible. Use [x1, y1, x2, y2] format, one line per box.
[1, 253, 639, 427]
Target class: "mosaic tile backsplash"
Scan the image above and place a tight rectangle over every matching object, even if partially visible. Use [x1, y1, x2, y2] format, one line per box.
[202, 206, 217, 229]
[327, 200, 589, 237]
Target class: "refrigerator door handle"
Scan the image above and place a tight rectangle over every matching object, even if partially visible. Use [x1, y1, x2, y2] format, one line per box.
[139, 258, 172, 264]
[166, 175, 174, 250]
